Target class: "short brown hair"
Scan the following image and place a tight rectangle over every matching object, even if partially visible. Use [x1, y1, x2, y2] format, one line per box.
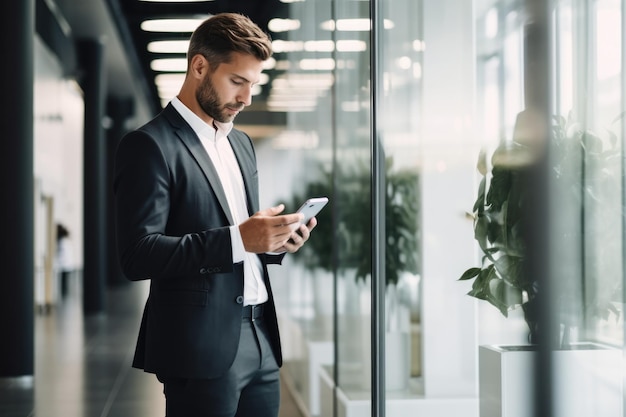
[187, 13, 273, 71]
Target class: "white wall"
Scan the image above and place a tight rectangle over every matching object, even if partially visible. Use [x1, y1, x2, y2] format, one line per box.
[34, 35, 84, 271]
[420, 0, 480, 401]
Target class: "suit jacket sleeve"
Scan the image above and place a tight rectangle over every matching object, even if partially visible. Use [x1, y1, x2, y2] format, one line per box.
[113, 123, 234, 282]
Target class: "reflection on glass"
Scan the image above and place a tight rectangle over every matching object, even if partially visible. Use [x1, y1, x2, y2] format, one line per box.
[274, 0, 624, 415]
[378, 0, 424, 405]
[472, 1, 625, 416]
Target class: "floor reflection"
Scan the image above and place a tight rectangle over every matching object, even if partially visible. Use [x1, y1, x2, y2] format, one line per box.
[0, 275, 303, 417]
[2, 277, 164, 417]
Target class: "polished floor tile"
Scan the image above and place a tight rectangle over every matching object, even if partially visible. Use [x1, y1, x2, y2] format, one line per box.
[0, 277, 304, 417]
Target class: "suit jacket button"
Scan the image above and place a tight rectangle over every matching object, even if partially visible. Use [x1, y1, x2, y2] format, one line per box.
[235, 296, 244, 304]
[199, 268, 207, 274]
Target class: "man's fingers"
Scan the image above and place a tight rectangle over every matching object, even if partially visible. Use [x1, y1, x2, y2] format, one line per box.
[240, 205, 311, 253]
[254, 205, 305, 226]
[255, 204, 285, 217]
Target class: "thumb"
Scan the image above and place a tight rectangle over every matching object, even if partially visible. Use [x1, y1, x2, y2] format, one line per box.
[257, 204, 285, 217]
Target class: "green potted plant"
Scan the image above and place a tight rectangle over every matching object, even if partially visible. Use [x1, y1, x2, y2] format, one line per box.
[458, 110, 623, 345]
[462, 110, 625, 417]
[287, 157, 420, 287]
[285, 156, 421, 390]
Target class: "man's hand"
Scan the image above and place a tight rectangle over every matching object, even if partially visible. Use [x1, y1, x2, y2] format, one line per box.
[279, 216, 317, 254]
[239, 204, 308, 253]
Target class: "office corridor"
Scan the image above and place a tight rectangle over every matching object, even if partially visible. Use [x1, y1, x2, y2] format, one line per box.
[0, 277, 305, 417]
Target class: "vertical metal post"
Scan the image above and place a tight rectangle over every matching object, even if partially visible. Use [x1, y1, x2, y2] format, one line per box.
[370, 0, 386, 416]
[330, 2, 340, 417]
[620, 0, 626, 410]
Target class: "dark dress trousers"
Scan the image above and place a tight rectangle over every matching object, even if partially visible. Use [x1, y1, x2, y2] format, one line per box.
[113, 103, 284, 379]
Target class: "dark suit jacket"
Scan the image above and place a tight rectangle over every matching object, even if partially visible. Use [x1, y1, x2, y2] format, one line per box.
[113, 103, 284, 379]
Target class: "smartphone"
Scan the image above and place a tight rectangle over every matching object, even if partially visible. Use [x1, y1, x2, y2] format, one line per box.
[291, 197, 329, 230]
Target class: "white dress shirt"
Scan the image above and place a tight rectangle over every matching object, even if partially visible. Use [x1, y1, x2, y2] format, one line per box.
[171, 98, 268, 306]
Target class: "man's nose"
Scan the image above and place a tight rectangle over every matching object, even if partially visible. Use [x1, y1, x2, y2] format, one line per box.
[238, 86, 253, 106]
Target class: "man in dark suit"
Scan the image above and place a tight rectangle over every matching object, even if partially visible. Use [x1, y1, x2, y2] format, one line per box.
[113, 13, 317, 417]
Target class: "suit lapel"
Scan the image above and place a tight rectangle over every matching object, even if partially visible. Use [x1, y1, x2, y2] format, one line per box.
[164, 105, 235, 225]
[228, 132, 259, 215]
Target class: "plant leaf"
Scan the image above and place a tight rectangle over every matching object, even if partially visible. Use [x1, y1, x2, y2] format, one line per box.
[459, 267, 481, 281]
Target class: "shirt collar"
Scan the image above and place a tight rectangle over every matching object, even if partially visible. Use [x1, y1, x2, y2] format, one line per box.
[170, 97, 233, 139]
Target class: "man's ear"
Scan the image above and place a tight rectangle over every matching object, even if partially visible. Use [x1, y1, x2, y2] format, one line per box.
[189, 54, 208, 78]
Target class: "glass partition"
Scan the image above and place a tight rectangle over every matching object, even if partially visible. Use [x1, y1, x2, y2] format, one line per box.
[268, 0, 626, 416]
[269, 1, 337, 415]
[376, 0, 423, 401]
[550, 0, 625, 415]
[472, 1, 625, 416]
[331, 0, 373, 404]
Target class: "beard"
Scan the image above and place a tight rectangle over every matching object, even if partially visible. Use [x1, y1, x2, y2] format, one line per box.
[196, 74, 243, 123]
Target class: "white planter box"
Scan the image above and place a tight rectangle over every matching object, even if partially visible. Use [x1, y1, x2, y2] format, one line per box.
[319, 365, 478, 417]
[479, 343, 622, 417]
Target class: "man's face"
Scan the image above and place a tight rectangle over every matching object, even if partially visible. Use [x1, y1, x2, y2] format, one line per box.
[196, 52, 264, 123]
